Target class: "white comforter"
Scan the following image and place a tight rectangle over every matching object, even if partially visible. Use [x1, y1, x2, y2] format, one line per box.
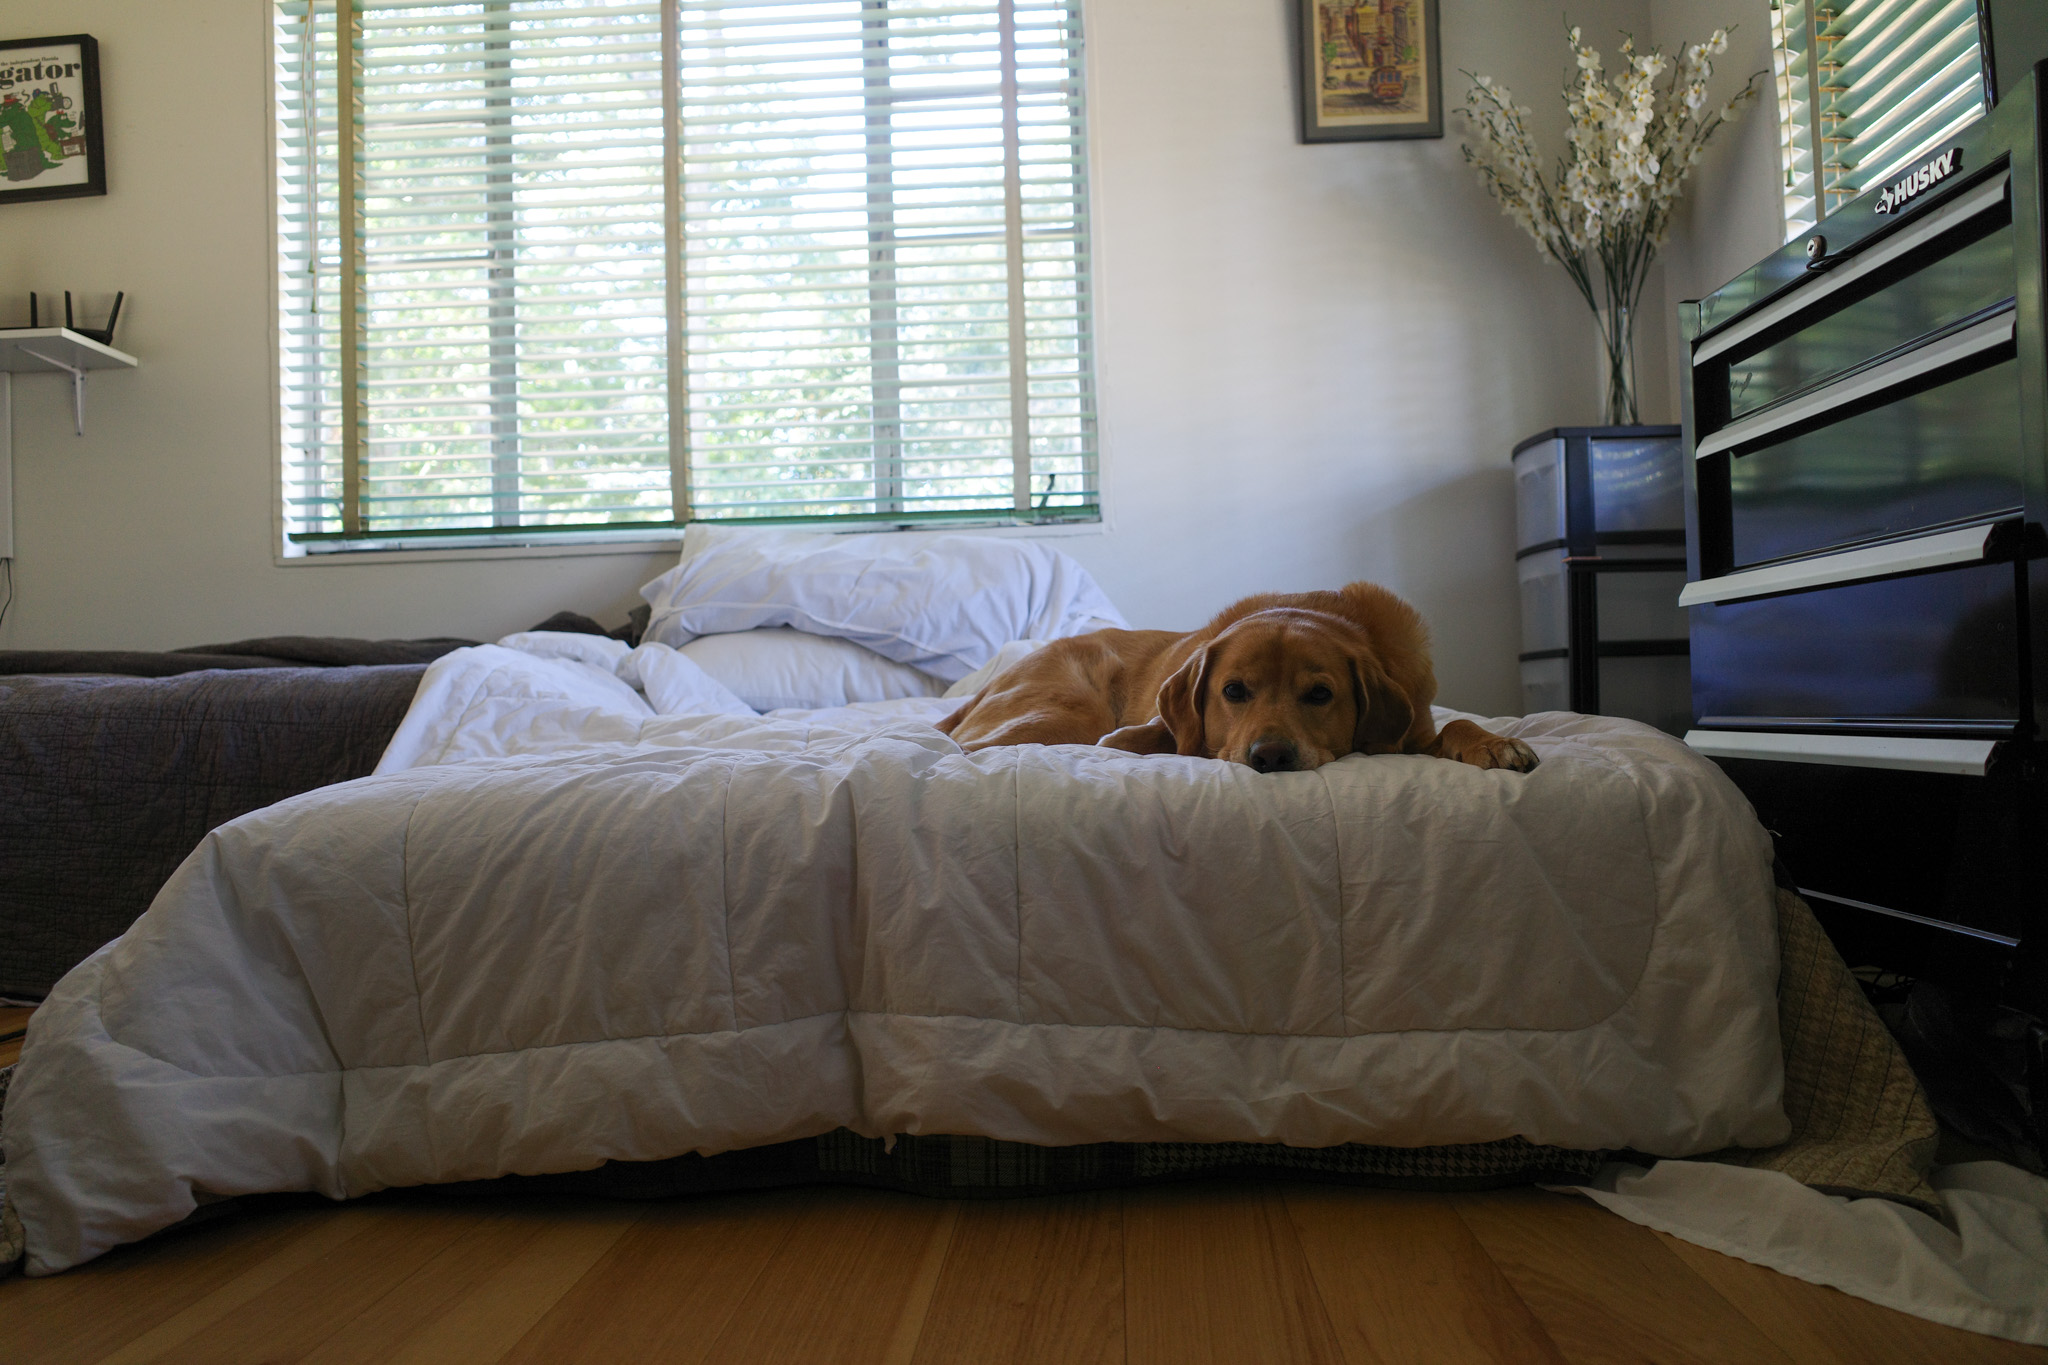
[3, 643, 1785, 1275]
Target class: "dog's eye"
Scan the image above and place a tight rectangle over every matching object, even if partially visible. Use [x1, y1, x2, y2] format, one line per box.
[1221, 681, 1250, 703]
[1303, 684, 1334, 705]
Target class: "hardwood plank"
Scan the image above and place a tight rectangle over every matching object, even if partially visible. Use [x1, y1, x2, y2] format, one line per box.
[1658, 1227, 2048, 1365]
[299, 1199, 640, 1365]
[0, 1205, 332, 1365]
[0, 1003, 33, 1067]
[696, 1187, 962, 1364]
[498, 1190, 814, 1365]
[83, 1207, 393, 1365]
[877, 1201, 958, 1365]
[1284, 1186, 1568, 1365]
[1456, 1189, 1798, 1365]
[1124, 1181, 1346, 1365]
[909, 1194, 1122, 1365]
[100, 1202, 484, 1365]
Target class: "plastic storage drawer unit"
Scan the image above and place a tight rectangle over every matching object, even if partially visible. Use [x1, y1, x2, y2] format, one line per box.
[1512, 426, 1690, 735]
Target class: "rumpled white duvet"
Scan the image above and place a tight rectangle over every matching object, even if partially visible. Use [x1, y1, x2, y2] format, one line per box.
[5, 636, 1790, 1276]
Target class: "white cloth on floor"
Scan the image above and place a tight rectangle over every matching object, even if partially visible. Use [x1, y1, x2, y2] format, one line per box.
[1557, 1158, 2048, 1345]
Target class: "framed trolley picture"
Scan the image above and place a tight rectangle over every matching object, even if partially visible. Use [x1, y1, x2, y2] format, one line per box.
[0, 34, 105, 204]
[1298, 0, 1442, 142]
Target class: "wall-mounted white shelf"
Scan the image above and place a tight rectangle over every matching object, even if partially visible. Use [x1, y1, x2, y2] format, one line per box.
[0, 326, 137, 438]
[0, 327, 139, 562]
[0, 326, 138, 375]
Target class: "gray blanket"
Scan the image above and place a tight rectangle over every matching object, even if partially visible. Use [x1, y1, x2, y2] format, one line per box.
[0, 636, 475, 678]
[0, 666, 425, 998]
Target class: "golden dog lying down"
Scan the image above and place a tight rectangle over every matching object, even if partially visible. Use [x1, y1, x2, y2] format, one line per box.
[937, 581, 1538, 774]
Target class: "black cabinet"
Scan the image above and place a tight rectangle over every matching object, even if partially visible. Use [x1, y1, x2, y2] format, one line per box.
[1680, 65, 2048, 1019]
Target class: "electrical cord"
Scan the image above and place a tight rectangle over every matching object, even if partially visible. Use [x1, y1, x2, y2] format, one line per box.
[0, 557, 11, 632]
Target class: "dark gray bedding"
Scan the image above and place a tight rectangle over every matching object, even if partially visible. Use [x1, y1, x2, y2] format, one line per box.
[0, 635, 475, 678]
[0, 665, 427, 998]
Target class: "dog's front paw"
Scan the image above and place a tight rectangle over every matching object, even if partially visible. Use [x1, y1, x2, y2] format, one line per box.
[1434, 720, 1539, 773]
[1474, 735, 1540, 772]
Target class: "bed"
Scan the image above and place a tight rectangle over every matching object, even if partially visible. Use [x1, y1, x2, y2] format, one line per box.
[4, 527, 2041, 1345]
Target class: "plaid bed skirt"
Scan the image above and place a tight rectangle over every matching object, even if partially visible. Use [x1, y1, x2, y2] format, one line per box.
[446, 1129, 1611, 1202]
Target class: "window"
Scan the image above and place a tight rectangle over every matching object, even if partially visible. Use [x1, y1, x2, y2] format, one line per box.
[1770, 0, 1991, 238]
[273, 0, 1097, 551]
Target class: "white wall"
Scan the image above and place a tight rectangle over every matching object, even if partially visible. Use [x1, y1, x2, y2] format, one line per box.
[0, 0, 1781, 715]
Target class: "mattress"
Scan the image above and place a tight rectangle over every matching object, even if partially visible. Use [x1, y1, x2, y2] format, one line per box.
[1, 638, 1786, 1275]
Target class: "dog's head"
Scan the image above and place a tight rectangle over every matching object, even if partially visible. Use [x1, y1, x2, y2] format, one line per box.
[1153, 608, 1413, 772]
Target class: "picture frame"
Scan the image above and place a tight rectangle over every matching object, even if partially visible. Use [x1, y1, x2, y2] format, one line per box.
[1297, 0, 1443, 143]
[0, 33, 105, 204]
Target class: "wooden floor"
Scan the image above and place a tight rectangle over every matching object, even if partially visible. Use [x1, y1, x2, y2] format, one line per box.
[2, 1008, 2041, 1365]
[0, 1006, 27, 1068]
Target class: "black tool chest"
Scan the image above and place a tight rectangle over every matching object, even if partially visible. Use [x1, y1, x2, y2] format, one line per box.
[1679, 66, 2048, 1018]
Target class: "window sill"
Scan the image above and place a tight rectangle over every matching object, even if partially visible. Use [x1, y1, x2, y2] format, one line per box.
[279, 529, 687, 567]
[276, 517, 1105, 567]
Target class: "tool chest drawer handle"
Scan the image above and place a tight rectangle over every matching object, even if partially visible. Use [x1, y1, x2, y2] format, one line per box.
[1683, 730, 1997, 775]
[1695, 309, 2016, 461]
[1678, 522, 2013, 606]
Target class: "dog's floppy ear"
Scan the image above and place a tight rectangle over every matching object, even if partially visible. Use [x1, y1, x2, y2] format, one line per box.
[1098, 719, 1178, 754]
[1349, 647, 1414, 753]
[1154, 645, 1213, 757]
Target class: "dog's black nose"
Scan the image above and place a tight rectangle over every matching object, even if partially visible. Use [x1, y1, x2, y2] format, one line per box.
[1248, 740, 1298, 773]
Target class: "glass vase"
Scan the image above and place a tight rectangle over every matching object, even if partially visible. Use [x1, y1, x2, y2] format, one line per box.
[1600, 303, 1640, 426]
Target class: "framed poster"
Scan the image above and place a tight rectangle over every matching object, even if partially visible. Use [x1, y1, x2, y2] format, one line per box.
[1298, 0, 1442, 142]
[0, 34, 105, 204]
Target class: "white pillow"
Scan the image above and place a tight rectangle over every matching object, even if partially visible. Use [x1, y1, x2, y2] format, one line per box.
[679, 628, 945, 712]
[638, 524, 1126, 683]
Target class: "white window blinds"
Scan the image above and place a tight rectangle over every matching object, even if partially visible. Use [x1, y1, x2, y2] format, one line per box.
[1771, 0, 1991, 238]
[273, 0, 1097, 548]
[677, 0, 1094, 522]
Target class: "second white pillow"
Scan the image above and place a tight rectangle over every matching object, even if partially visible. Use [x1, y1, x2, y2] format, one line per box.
[679, 627, 946, 712]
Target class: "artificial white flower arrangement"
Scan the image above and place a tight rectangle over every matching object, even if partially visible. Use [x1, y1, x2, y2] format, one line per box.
[1460, 27, 1761, 423]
